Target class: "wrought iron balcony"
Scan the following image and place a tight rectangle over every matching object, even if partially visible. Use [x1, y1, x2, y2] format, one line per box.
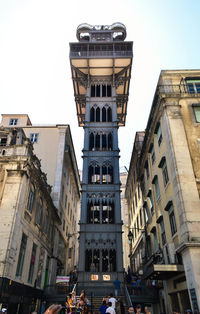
[70, 42, 133, 59]
[70, 50, 133, 58]
[157, 84, 200, 95]
[142, 251, 184, 280]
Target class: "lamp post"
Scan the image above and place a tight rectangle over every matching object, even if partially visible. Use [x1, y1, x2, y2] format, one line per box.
[127, 227, 146, 243]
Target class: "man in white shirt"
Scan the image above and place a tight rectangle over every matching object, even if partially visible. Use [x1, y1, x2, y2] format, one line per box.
[108, 294, 117, 310]
[106, 302, 116, 314]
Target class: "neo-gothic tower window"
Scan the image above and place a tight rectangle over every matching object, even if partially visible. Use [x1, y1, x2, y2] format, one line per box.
[87, 201, 100, 223]
[90, 107, 95, 122]
[88, 164, 100, 184]
[89, 133, 94, 150]
[88, 164, 113, 184]
[102, 249, 116, 272]
[90, 107, 100, 122]
[102, 106, 112, 122]
[91, 84, 112, 97]
[102, 201, 114, 223]
[89, 132, 113, 151]
[102, 132, 113, 150]
[96, 133, 100, 150]
[90, 106, 112, 122]
[87, 198, 115, 224]
[85, 249, 116, 272]
[108, 133, 112, 150]
[85, 249, 100, 272]
[102, 165, 113, 184]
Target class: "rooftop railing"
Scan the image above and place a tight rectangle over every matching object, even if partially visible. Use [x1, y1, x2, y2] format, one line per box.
[70, 50, 133, 58]
[157, 84, 200, 95]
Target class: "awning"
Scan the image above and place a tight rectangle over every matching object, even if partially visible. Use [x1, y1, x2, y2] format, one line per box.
[142, 264, 184, 280]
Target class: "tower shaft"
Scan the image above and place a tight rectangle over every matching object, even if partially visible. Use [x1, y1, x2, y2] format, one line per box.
[70, 23, 133, 289]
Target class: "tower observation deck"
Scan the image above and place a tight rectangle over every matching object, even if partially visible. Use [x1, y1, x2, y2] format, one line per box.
[69, 23, 133, 291]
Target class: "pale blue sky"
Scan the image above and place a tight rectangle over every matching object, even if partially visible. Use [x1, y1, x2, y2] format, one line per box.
[0, 0, 200, 170]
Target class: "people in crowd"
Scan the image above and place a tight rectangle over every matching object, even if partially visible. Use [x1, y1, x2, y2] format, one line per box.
[108, 293, 117, 310]
[99, 300, 108, 314]
[127, 306, 135, 314]
[144, 306, 151, 314]
[172, 310, 180, 314]
[66, 294, 73, 313]
[113, 278, 121, 297]
[75, 302, 83, 314]
[102, 294, 109, 305]
[72, 291, 77, 307]
[106, 301, 115, 314]
[135, 304, 143, 314]
[79, 290, 89, 314]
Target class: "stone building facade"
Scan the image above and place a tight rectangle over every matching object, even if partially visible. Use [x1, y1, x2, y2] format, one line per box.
[0, 114, 81, 276]
[0, 127, 61, 313]
[120, 171, 131, 272]
[126, 70, 200, 313]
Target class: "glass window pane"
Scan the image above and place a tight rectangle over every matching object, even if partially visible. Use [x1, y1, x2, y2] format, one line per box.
[16, 233, 27, 277]
[194, 107, 200, 122]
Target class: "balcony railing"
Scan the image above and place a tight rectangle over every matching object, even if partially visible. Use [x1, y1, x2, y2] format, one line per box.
[70, 50, 133, 58]
[126, 283, 159, 299]
[157, 84, 200, 95]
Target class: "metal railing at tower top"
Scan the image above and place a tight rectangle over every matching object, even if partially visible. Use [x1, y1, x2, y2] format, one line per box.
[70, 50, 133, 58]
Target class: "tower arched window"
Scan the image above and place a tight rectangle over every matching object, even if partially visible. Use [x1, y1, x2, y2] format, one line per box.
[90, 107, 95, 122]
[85, 249, 100, 272]
[102, 249, 109, 271]
[85, 249, 92, 271]
[102, 249, 116, 271]
[102, 107, 106, 122]
[108, 133, 113, 150]
[108, 107, 112, 121]
[88, 164, 100, 184]
[102, 200, 114, 223]
[102, 106, 112, 122]
[89, 133, 95, 150]
[109, 249, 116, 271]
[96, 107, 100, 122]
[87, 200, 100, 224]
[102, 133, 107, 151]
[91, 85, 95, 97]
[107, 85, 112, 97]
[102, 164, 113, 184]
[96, 85, 100, 97]
[95, 133, 100, 150]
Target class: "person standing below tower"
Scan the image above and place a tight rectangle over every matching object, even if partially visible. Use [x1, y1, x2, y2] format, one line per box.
[113, 278, 121, 296]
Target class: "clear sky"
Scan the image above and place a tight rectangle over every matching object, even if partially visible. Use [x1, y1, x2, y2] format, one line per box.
[0, 0, 200, 170]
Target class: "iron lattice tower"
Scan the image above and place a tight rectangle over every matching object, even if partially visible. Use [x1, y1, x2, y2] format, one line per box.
[70, 23, 133, 289]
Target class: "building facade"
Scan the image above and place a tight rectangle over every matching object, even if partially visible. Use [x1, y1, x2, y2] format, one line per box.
[120, 171, 130, 272]
[0, 127, 61, 313]
[126, 70, 200, 313]
[0, 114, 81, 278]
[70, 23, 133, 290]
